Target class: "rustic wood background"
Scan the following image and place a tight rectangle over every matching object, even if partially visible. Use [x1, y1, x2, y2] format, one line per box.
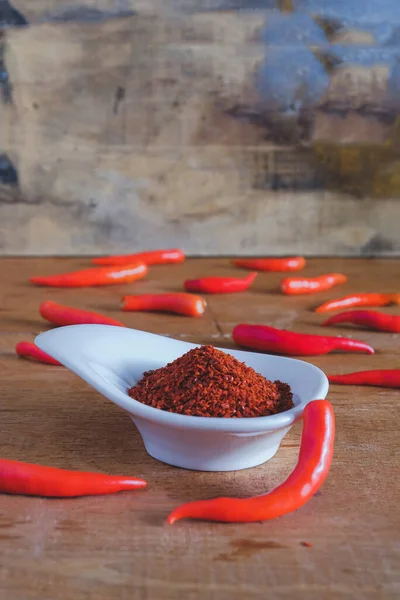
[1, 1, 400, 256]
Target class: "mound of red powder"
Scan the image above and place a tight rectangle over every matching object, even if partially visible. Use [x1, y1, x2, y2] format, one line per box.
[128, 345, 293, 418]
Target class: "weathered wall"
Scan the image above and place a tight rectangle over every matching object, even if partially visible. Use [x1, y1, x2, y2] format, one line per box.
[1, 1, 400, 256]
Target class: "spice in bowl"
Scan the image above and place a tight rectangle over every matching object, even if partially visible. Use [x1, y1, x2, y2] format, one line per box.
[128, 345, 293, 418]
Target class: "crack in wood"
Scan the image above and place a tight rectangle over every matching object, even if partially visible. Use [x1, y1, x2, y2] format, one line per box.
[42, 6, 135, 24]
[0, 32, 12, 104]
[113, 85, 126, 115]
[0, 2, 27, 187]
[205, 304, 225, 337]
[0, 155, 18, 186]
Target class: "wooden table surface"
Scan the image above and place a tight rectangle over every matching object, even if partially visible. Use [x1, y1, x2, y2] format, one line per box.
[0, 258, 399, 600]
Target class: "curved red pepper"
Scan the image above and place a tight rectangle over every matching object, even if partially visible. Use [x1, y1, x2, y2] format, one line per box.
[328, 370, 400, 388]
[323, 310, 400, 333]
[122, 293, 206, 317]
[40, 300, 125, 327]
[92, 248, 185, 266]
[281, 273, 347, 295]
[168, 399, 335, 524]
[30, 262, 148, 287]
[233, 324, 374, 356]
[315, 293, 400, 313]
[184, 272, 257, 294]
[232, 256, 306, 272]
[16, 341, 62, 366]
[0, 459, 147, 497]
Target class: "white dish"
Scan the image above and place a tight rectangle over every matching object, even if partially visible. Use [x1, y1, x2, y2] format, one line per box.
[36, 325, 329, 472]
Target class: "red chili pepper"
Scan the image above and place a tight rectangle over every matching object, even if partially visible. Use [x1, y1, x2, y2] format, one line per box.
[233, 324, 374, 356]
[40, 300, 125, 327]
[30, 262, 148, 287]
[315, 293, 400, 313]
[328, 370, 400, 388]
[168, 399, 335, 524]
[92, 248, 185, 266]
[122, 293, 206, 317]
[232, 256, 306, 272]
[0, 459, 147, 497]
[184, 272, 257, 294]
[323, 310, 400, 333]
[16, 341, 62, 366]
[281, 273, 347, 295]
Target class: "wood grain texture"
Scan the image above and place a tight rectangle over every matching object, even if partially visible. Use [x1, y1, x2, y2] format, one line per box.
[1, 6, 400, 256]
[0, 257, 399, 599]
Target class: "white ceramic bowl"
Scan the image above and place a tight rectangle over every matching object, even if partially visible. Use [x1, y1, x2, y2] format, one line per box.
[36, 325, 329, 471]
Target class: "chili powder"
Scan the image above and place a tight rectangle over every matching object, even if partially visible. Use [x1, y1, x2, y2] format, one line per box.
[128, 345, 293, 418]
